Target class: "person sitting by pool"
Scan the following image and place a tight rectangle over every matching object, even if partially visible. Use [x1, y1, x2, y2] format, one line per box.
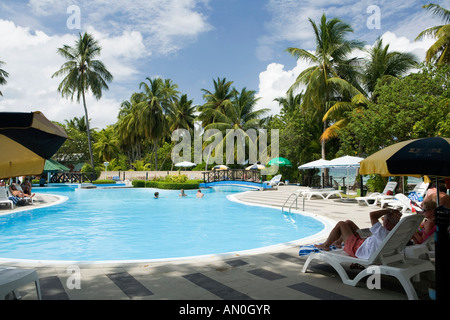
[412, 201, 437, 245]
[21, 178, 32, 195]
[179, 189, 187, 197]
[196, 190, 204, 198]
[154, 192, 159, 199]
[9, 183, 35, 199]
[314, 208, 401, 259]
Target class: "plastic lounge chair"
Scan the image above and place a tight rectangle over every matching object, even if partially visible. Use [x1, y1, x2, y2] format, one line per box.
[404, 235, 435, 261]
[410, 182, 429, 199]
[0, 186, 14, 209]
[355, 181, 397, 206]
[0, 267, 42, 300]
[300, 188, 344, 200]
[265, 174, 283, 187]
[380, 193, 414, 213]
[301, 214, 434, 300]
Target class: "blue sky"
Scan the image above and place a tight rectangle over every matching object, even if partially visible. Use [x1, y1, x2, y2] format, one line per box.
[0, 0, 448, 129]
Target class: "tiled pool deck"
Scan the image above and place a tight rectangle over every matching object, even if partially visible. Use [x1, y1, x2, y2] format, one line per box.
[0, 186, 434, 302]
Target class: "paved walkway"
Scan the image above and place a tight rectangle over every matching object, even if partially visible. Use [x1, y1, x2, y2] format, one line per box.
[0, 186, 433, 301]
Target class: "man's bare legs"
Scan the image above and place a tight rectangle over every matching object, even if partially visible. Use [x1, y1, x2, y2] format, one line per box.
[315, 220, 359, 251]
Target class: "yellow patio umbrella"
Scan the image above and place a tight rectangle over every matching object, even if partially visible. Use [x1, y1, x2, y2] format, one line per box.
[0, 111, 68, 179]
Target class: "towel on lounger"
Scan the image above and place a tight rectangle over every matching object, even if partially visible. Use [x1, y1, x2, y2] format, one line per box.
[8, 196, 19, 205]
[298, 244, 339, 256]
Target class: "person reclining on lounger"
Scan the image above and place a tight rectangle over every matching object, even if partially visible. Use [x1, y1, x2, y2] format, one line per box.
[315, 208, 402, 259]
[9, 184, 35, 199]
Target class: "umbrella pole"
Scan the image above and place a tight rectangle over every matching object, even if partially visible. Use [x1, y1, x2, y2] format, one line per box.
[434, 177, 449, 301]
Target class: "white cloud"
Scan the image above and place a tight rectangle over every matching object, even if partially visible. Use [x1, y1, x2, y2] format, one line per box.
[28, 0, 212, 56]
[255, 31, 434, 115]
[255, 59, 313, 115]
[0, 19, 147, 129]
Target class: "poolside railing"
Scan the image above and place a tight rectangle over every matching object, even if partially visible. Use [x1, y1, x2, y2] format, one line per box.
[202, 170, 261, 183]
[50, 172, 94, 183]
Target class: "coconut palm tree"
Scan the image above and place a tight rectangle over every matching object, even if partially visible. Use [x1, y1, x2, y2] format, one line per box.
[93, 126, 120, 162]
[286, 14, 364, 159]
[321, 37, 419, 141]
[136, 77, 179, 170]
[115, 94, 146, 164]
[274, 91, 304, 117]
[168, 94, 196, 131]
[0, 60, 8, 96]
[203, 87, 269, 164]
[363, 38, 419, 95]
[198, 77, 234, 127]
[52, 32, 113, 177]
[416, 3, 450, 65]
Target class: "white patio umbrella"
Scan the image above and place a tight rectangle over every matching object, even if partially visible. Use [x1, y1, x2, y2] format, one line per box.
[327, 155, 364, 168]
[297, 159, 331, 169]
[174, 161, 196, 168]
[326, 155, 364, 200]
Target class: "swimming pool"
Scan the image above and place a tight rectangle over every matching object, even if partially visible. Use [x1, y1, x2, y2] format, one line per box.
[0, 186, 325, 262]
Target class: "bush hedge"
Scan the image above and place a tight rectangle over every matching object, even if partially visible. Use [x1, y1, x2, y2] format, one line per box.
[132, 180, 200, 190]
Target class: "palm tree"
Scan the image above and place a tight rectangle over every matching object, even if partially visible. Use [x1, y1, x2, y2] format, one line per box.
[52, 32, 113, 177]
[136, 77, 179, 170]
[203, 87, 269, 164]
[115, 94, 146, 165]
[168, 94, 196, 131]
[274, 91, 304, 117]
[93, 126, 120, 162]
[286, 14, 364, 159]
[416, 3, 450, 65]
[363, 38, 419, 95]
[321, 38, 418, 141]
[198, 78, 234, 127]
[0, 60, 8, 96]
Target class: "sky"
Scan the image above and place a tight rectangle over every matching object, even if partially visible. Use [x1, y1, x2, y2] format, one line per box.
[0, 0, 448, 129]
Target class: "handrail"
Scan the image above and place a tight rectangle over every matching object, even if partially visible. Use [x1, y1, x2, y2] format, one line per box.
[282, 192, 306, 213]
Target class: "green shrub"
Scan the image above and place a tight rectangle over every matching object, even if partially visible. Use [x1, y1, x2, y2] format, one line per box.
[132, 180, 200, 190]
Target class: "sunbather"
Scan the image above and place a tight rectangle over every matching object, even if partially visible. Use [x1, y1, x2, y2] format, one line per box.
[315, 208, 402, 259]
[412, 201, 436, 245]
[9, 184, 35, 199]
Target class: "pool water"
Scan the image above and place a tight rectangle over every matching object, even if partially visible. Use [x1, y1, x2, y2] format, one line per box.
[0, 187, 324, 262]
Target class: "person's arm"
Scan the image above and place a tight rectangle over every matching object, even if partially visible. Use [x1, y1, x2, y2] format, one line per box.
[369, 208, 401, 226]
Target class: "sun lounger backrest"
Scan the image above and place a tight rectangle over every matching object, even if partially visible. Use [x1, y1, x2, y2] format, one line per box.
[382, 181, 397, 195]
[412, 182, 429, 197]
[367, 214, 423, 265]
[0, 186, 9, 199]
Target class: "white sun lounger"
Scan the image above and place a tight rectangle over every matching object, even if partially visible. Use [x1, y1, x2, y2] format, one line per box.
[299, 188, 344, 200]
[355, 181, 397, 206]
[0, 186, 14, 209]
[380, 193, 415, 213]
[301, 214, 434, 300]
[0, 267, 42, 300]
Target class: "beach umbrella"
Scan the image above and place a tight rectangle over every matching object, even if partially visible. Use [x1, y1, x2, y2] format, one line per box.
[0, 111, 68, 179]
[212, 165, 229, 171]
[245, 163, 265, 170]
[359, 137, 450, 301]
[268, 157, 293, 167]
[327, 155, 364, 168]
[298, 159, 331, 169]
[359, 137, 450, 177]
[174, 161, 196, 168]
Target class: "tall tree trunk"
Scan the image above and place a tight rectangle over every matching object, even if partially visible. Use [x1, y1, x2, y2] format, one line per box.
[82, 89, 96, 181]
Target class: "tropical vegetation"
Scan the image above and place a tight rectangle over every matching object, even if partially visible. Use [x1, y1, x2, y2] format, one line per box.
[1, 4, 447, 186]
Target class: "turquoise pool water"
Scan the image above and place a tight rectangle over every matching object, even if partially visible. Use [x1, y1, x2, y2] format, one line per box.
[0, 186, 324, 262]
